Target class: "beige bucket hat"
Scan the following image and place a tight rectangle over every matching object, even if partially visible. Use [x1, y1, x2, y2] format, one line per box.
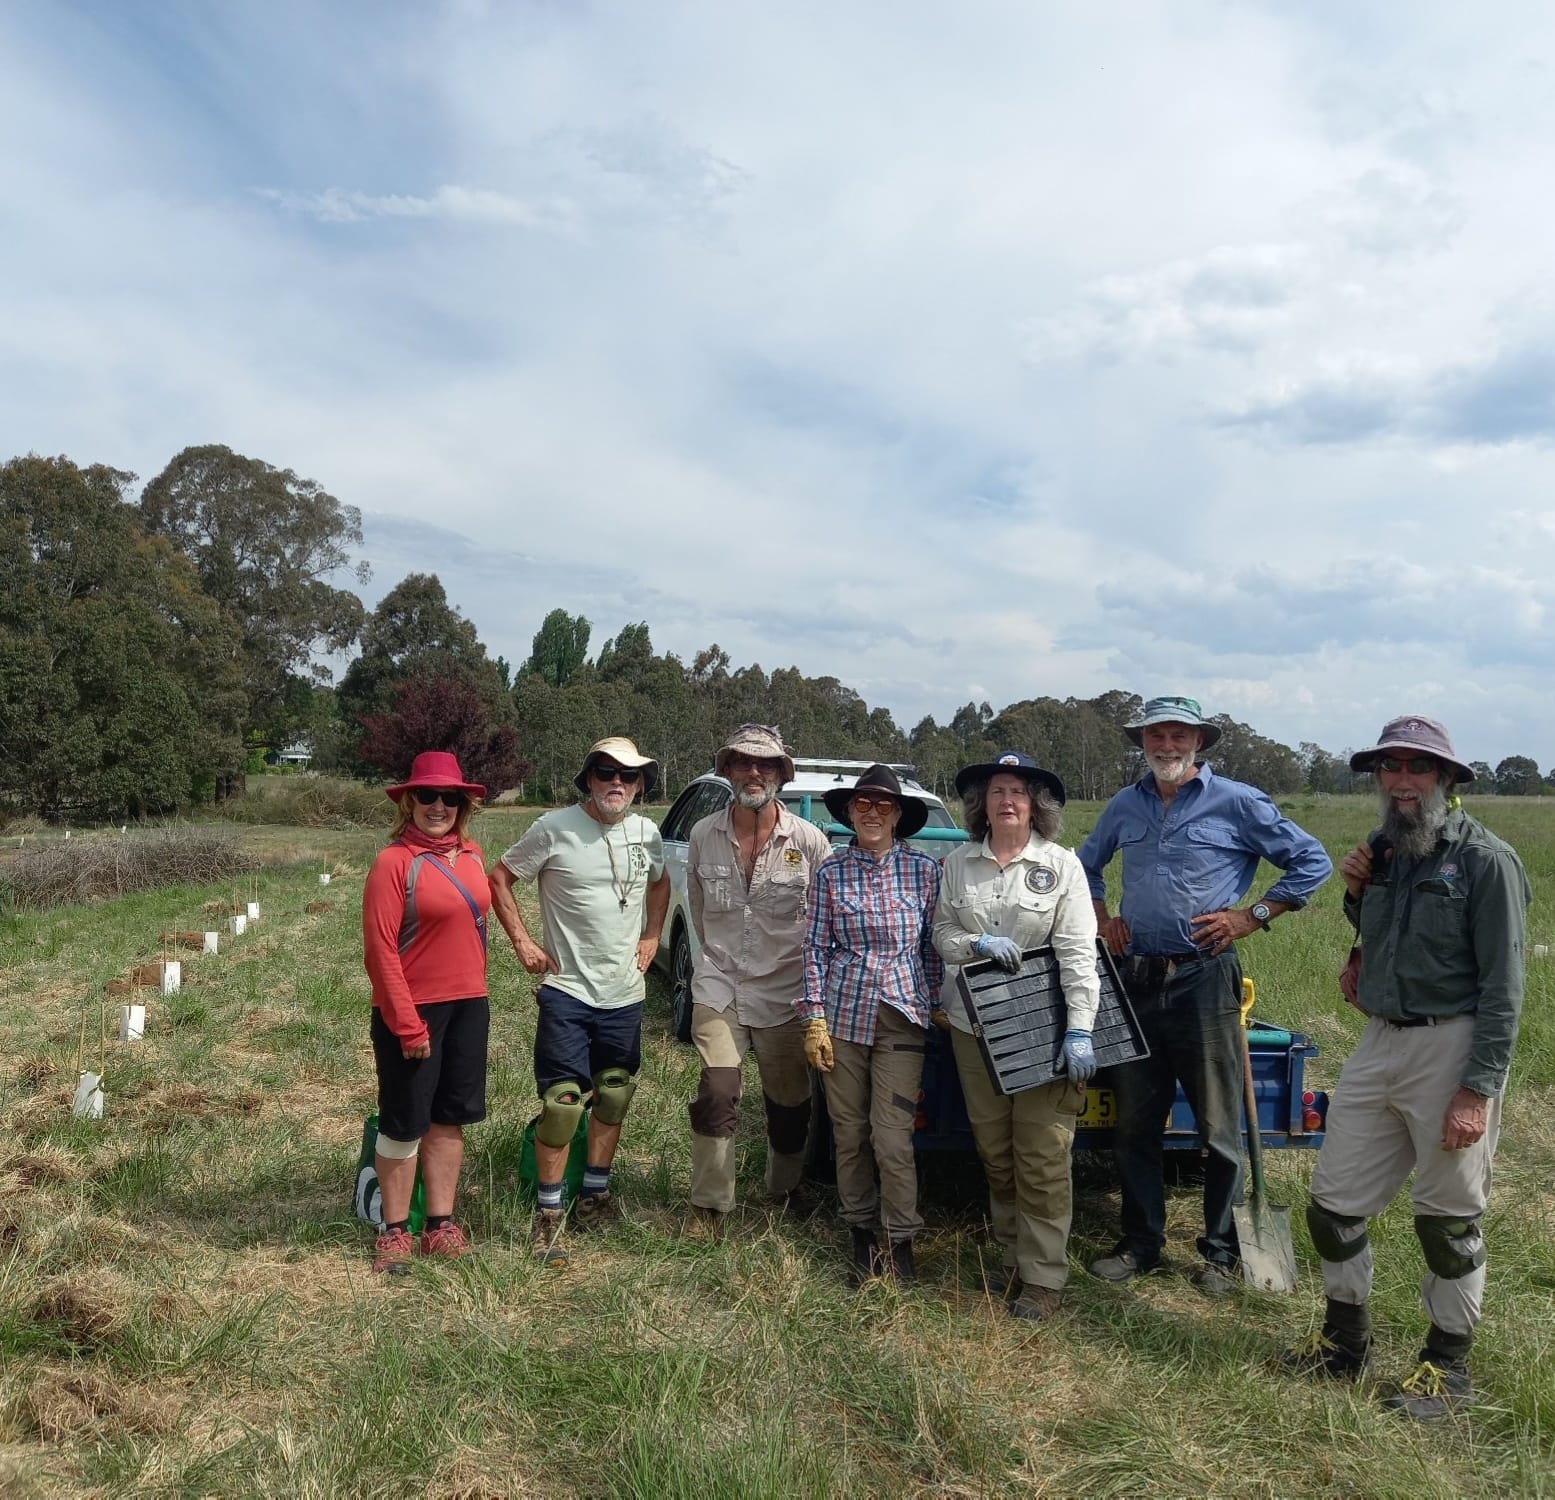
[714, 723, 796, 786]
[574, 737, 661, 799]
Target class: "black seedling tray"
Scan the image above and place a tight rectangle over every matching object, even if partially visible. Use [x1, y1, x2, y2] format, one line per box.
[956, 940, 1149, 1096]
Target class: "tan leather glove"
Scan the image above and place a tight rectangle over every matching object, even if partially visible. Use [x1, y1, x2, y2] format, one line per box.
[803, 1016, 834, 1073]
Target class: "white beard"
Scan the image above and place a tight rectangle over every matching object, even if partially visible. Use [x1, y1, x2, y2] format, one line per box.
[1146, 751, 1196, 786]
[734, 780, 780, 812]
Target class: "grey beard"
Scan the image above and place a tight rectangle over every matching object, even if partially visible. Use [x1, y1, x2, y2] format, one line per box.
[589, 793, 631, 825]
[734, 783, 779, 812]
[1377, 782, 1450, 859]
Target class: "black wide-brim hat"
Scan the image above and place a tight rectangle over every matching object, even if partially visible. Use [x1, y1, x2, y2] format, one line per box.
[953, 749, 1067, 806]
[822, 763, 930, 839]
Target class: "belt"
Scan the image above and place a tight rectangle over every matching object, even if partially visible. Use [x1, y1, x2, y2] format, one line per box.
[1380, 1015, 1439, 1030]
[1124, 951, 1210, 982]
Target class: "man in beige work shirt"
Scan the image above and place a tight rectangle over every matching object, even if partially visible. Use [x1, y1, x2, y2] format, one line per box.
[686, 725, 834, 1233]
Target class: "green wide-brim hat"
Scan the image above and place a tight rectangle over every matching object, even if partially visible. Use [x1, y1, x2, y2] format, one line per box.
[1123, 695, 1221, 750]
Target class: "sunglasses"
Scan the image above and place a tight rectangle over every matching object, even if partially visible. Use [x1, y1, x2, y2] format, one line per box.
[1377, 755, 1438, 775]
[850, 795, 899, 815]
[592, 765, 642, 784]
[412, 788, 466, 808]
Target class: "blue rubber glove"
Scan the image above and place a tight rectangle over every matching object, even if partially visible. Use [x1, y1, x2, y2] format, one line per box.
[1060, 1029, 1096, 1084]
[973, 933, 1023, 973]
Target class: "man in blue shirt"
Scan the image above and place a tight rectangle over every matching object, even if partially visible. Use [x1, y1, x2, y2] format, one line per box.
[1078, 696, 1332, 1294]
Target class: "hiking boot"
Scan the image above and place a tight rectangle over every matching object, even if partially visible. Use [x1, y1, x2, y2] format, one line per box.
[849, 1227, 885, 1287]
[530, 1208, 569, 1268]
[1381, 1357, 1474, 1420]
[1009, 1284, 1062, 1322]
[573, 1191, 621, 1232]
[372, 1226, 416, 1275]
[776, 1183, 821, 1221]
[419, 1221, 472, 1259]
[1277, 1328, 1371, 1381]
[1089, 1246, 1159, 1284]
[1190, 1260, 1240, 1298]
[686, 1205, 726, 1243]
[887, 1238, 917, 1286]
[980, 1265, 1018, 1302]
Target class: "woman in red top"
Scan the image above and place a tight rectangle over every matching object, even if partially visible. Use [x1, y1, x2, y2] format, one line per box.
[363, 751, 492, 1272]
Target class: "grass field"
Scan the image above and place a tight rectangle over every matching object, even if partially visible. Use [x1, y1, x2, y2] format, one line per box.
[0, 796, 1552, 1496]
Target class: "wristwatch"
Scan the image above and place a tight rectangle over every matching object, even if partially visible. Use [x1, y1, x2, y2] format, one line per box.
[1250, 902, 1273, 931]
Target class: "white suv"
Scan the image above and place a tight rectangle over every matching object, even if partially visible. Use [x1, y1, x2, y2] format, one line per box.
[652, 759, 962, 1041]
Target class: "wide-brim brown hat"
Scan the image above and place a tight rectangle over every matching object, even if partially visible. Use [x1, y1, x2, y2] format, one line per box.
[385, 750, 486, 802]
[953, 749, 1067, 806]
[823, 763, 930, 839]
[714, 723, 796, 785]
[574, 737, 661, 799]
[1349, 715, 1474, 784]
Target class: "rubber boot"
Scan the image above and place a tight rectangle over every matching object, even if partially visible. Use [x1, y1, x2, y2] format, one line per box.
[849, 1228, 882, 1287]
[888, 1238, 917, 1286]
[1383, 1326, 1474, 1421]
[1277, 1298, 1371, 1380]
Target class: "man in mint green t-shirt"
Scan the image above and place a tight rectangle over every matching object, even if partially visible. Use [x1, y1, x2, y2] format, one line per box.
[490, 737, 668, 1264]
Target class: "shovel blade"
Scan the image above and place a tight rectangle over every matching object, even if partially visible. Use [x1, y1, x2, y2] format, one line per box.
[1234, 1200, 1298, 1293]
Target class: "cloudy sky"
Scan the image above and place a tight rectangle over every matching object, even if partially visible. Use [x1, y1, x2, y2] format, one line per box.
[5, 2, 1554, 766]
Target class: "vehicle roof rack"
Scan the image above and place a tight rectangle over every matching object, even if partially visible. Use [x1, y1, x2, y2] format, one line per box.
[791, 757, 922, 784]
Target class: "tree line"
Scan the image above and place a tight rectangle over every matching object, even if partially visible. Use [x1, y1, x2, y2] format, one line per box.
[5, 448, 1553, 819]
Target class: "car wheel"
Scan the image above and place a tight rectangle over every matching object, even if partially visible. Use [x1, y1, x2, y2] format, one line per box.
[670, 923, 694, 1044]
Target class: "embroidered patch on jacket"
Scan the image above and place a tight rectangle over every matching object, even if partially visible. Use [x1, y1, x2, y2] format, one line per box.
[1025, 865, 1057, 894]
[784, 848, 804, 867]
[1437, 863, 1459, 881]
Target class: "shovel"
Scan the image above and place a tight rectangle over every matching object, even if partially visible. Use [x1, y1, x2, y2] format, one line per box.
[1234, 1020, 1297, 1293]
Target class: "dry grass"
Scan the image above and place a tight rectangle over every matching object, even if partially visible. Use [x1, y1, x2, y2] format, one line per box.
[0, 827, 255, 912]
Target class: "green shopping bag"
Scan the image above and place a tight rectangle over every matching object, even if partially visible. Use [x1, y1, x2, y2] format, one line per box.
[354, 1113, 427, 1232]
[516, 1110, 590, 1205]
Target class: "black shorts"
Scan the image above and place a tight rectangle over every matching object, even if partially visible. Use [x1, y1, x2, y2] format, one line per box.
[372, 997, 489, 1140]
[533, 985, 643, 1095]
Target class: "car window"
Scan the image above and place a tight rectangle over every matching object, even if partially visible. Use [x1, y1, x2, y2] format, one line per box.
[666, 780, 730, 841]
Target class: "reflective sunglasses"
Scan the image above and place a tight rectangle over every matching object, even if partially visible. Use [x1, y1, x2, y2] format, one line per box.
[592, 765, 642, 784]
[412, 788, 466, 808]
[850, 795, 899, 815]
[1377, 755, 1438, 775]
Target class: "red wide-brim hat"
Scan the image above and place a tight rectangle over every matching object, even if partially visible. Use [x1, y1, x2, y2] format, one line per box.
[385, 750, 487, 802]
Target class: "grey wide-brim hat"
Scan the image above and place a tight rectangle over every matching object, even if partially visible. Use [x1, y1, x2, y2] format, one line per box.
[823, 763, 930, 839]
[574, 736, 661, 799]
[714, 723, 796, 785]
[1349, 715, 1474, 784]
[1124, 694, 1222, 750]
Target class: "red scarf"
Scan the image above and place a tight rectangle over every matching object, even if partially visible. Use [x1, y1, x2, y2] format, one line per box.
[396, 825, 464, 860]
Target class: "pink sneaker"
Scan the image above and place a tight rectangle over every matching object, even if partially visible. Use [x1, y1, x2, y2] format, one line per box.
[419, 1221, 472, 1259]
[373, 1226, 416, 1274]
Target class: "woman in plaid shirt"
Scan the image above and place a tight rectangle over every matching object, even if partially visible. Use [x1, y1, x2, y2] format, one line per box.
[799, 764, 944, 1286]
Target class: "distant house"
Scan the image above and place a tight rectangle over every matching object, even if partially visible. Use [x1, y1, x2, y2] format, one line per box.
[275, 741, 314, 769]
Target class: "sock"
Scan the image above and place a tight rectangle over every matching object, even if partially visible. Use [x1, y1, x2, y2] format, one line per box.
[537, 1180, 564, 1211]
[424, 1214, 452, 1232]
[581, 1166, 611, 1198]
[384, 1219, 410, 1235]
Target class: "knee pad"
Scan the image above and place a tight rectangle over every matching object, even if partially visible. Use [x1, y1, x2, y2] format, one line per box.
[536, 1080, 586, 1148]
[764, 1093, 812, 1156]
[689, 1066, 741, 1138]
[375, 1132, 420, 1160]
[1306, 1199, 1369, 1263]
[1415, 1214, 1486, 1280]
[591, 1067, 638, 1126]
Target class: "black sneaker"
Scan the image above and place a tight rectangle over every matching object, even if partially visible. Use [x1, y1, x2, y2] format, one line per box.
[887, 1238, 917, 1286]
[1089, 1246, 1160, 1283]
[1277, 1328, 1370, 1381]
[1190, 1260, 1240, 1298]
[849, 1227, 884, 1288]
[1381, 1358, 1473, 1420]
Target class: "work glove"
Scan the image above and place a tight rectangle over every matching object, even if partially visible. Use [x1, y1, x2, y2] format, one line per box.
[803, 1016, 835, 1073]
[973, 933, 1023, 973]
[1059, 1029, 1096, 1084]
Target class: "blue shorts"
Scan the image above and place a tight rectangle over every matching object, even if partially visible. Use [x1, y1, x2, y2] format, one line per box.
[533, 985, 643, 1095]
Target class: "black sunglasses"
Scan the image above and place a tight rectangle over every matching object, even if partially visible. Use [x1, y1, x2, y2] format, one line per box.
[412, 788, 467, 808]
[592, 765, 642, 784]
[1377, 755, 1438, 775]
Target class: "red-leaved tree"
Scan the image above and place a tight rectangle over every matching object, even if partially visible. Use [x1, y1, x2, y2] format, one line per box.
[356, 670, 532, 795]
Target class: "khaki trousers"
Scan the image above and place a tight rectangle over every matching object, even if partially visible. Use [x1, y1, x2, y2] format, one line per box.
[688, 1005, 812, 1213]
[826, 1003, 927, 1241]
[1309, 1015, 1499, 1337]
[951, 1027, 1083, 1290]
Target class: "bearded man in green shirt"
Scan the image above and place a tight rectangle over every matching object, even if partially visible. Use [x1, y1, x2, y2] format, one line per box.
[1281, 716, 1532, 1421]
